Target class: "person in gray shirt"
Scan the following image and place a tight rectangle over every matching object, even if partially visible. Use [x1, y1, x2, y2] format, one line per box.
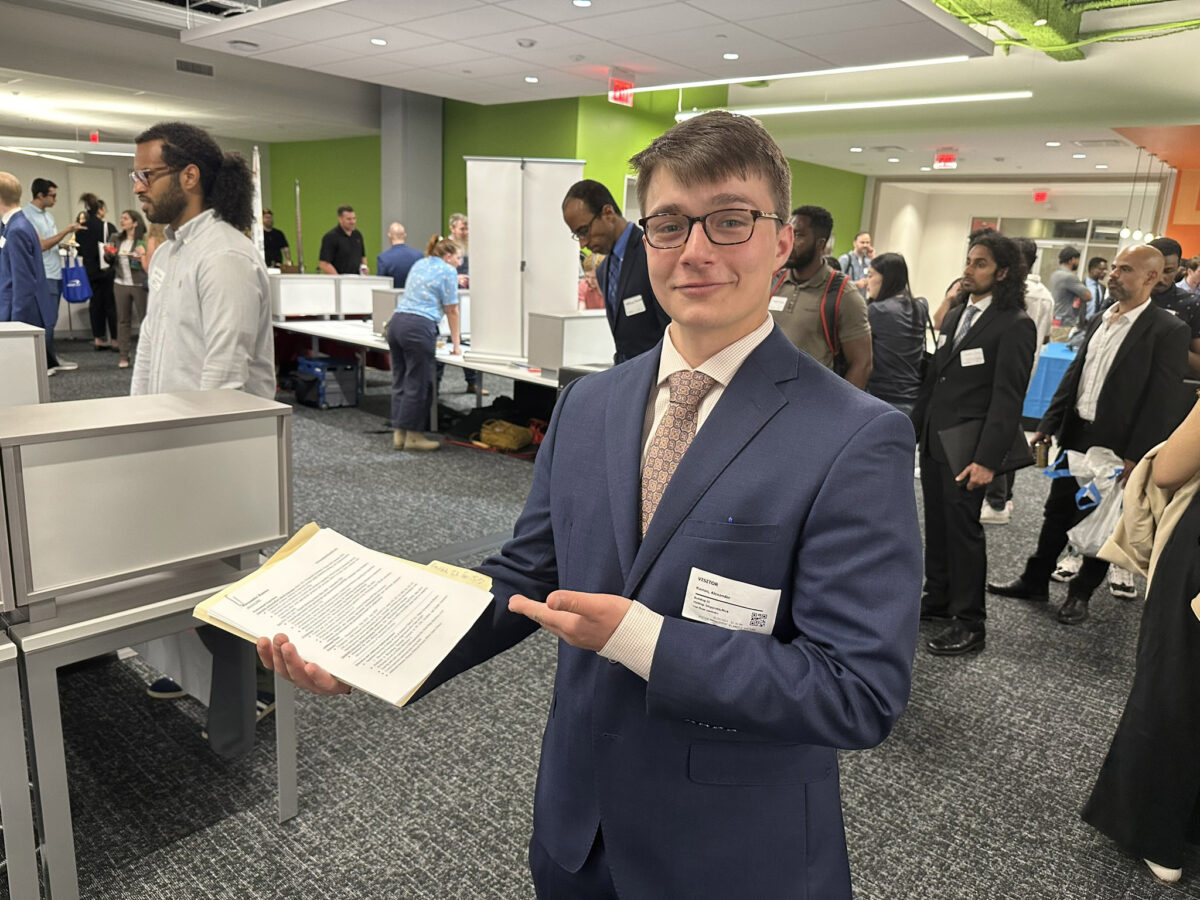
[1049, 245, 1092, 335]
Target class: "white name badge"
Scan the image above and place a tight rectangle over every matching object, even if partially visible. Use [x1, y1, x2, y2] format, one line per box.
[960, 347, 985, 367]
[149, 267, 165, 292]
[623, 294, 646, 316]
[0, 236, 6, 249]
[768, 295, 788, 312]
[682, 567, 781, 636]
[937, 333, 947, 348]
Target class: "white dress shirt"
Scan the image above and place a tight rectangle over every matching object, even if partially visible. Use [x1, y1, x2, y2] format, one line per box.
[1075, 298, 1153, 423]
[131, 209, 275, 400]
[601, 314, 776, 680]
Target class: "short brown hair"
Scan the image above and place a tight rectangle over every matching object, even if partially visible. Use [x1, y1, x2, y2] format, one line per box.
[0, 172, 22, 206]
[629, 110, 791, 221]
[425, 234, 461, 258]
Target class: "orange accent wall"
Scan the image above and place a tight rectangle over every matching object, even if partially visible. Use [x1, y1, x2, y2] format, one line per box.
[1167, 169, 1200, 255]
[1115, 126, 1200, 254]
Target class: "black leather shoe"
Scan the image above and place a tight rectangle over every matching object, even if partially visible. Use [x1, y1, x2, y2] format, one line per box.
[986, 576, 1049, 602]
[1057, 594, 1090, 625]
[926, 622, 986, 656]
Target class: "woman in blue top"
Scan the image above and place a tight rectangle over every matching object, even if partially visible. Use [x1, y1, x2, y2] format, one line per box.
[864, 252, 929, 416]
[386, 235, 462, 452]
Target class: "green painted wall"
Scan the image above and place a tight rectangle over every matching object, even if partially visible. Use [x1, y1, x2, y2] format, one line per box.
[268, 136, 381, 273]
[787, 158, 867, 257]
[441, 97, 579, 231]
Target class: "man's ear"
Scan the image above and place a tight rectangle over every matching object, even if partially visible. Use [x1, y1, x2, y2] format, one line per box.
[995, 266, 1009, 283]
[179, 163, 201, 193]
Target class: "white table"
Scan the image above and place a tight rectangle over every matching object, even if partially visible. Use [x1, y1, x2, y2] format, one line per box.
[273, 319, 558, 430]
[0, 632, 38, 900]
[8, 561, 298, 900]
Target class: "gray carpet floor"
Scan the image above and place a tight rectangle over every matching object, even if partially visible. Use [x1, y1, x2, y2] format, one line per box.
[2, 339, 1195, 898]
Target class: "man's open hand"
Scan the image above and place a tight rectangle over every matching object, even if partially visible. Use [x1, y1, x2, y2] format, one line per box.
[509, 591, 632, 651]
[257, 633, 350, 696]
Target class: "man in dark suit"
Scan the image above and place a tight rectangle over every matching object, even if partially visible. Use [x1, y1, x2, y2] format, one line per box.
[262, 111, 922, 898]
[562, 179, 670, 364]
[988, 244, 1192, 624]
[913, 230, 1037, 656]
[0, 172, 55, 344]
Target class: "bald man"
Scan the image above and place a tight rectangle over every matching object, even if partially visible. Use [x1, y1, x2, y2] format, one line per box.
[377, 221, 423, 289]
[989, 244, 1194, 625]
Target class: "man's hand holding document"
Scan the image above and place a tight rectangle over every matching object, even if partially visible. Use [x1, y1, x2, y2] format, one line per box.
[194, 524, 493, 705]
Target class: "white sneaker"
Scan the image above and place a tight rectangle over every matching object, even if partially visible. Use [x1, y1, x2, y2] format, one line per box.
[980, 500, 1012, 525]
[46, 367, 56, 377]
[1108, 565, 1138, 600]
[54, 358, 78, 371]
[1051, 551, 1082, 583]
[1144, 859, 1182, 883]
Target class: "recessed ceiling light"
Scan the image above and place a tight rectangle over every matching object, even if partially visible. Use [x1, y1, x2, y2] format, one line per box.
[849, 146, 863, 153]
[1033, 17, 1048, 26]
[723, 52, 739, 60]
[572, 0, 592, 6]
[524, 75, 540, 84]
[887, 157, 900, 163]
[1072, 153, 1086, 159]
[1045, 141, 1061, 147]
[920, 166, 932, 171]
[1095, 164, 1109, 169]
[370, 37, 388, 46]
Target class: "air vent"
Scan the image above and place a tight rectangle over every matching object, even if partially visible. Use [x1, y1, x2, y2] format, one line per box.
[176, 59, 215, 77]
[1071, 139, 1125, 148]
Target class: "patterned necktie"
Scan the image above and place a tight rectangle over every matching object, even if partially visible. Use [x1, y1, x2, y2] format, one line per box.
[641, 370, 716, 535]
[952, 304, 980, 351]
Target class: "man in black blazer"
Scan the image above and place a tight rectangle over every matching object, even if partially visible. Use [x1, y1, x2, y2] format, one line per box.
[562, 179, 670, 363]
[989, 244, 1192, 624]
[913, 231, 1037, 655]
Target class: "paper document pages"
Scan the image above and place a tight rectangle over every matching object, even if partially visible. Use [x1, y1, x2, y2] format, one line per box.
[201, 527, 493, 705]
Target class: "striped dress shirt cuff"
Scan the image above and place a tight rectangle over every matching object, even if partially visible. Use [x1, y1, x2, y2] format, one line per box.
[598, 601, 664, 681]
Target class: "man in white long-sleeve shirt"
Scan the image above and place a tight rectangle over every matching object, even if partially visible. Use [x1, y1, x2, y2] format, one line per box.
[131, 120, 275, 758]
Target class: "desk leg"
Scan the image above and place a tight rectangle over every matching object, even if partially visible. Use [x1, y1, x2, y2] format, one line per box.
[274, 675, 297, 823]
[22, 658, 79, 900]
[429, 368, 439, 432]
[0, 660, 39, 900]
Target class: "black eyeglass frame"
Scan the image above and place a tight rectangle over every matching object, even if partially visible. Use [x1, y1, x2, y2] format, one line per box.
[637, 208, 784, 249]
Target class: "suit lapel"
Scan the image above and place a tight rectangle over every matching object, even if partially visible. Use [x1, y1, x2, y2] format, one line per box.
[1103, 304, 1155, 378]
[598, 255, 617, 330]
[605, 350, 659, 580]
[619, 226, 643, 302]
[623, 330, 794, 597]
[933, 305, 964, 372]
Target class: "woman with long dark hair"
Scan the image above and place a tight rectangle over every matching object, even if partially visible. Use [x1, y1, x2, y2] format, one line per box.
[113, 208, 148, 369]
[864, 252, 928, 415]
[76, 192, 118, 350]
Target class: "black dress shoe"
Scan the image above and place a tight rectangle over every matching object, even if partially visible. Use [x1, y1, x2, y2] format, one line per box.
[986, 576, 1049, 602]
[926, 622, 986, 656]
[1057, 594, 1090, 625]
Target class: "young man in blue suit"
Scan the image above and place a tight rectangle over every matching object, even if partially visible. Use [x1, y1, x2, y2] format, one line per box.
[261, 111, 922, 899]
[0, 172, 56, 368]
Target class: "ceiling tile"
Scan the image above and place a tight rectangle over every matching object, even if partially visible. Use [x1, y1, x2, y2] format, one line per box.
[431, 56, 540, 79]
[460, 23, 588, 55]
[254, 8, 383, 42]
[374, 42, 496, 68]
[192, 27, 303, 55]
[254, 43, 359, 67]
[399, 6, 547, 41]
[581, 3, 723, 40]
[317, 26, 434, 56]
[747, 0, 927, 41]
[337, 0, 484, 25]
[494, 0, 661, 23]
[615, 23, 808, 70]
[785, 22, 966, 67]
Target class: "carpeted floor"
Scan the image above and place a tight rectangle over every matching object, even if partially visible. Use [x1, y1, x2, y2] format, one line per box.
[3, 339, 1195, 898]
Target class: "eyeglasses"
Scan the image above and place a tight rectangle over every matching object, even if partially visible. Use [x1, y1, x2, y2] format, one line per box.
[569, 213, 598, 242]
[129, 166, 177, 188]
[638, 208, 783, 249]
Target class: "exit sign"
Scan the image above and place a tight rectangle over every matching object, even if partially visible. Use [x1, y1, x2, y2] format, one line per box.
[1033, 189, 1049, 203]
[608, 76, 634, 107]
[933, 149, 958, 169]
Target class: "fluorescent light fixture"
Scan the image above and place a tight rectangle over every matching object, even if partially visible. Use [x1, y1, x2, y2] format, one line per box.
[370, 37, 388, 46]
[1095, 164, 1109, 169]
[0, 147, 39, 157]
[1072, 153, 1086, 159]
[572, 0, 592, 6]
[920, 166, 932, 171]
[675, 90, 1033, 121]
[849, 146, 863, 153]
[1045, 141, 1061, 147]
[887, 157, 900, 163]
[629, 54, 969, 95]
[524, 75, 540, 83]
[86, 150, 136, 157]
[723, 52, 739, 61]
[0, 147, 82, 165]
[1033, 17, 1048, 26]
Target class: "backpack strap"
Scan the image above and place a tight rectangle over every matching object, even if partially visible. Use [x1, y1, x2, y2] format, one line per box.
[820, 270, 849, 357]
[770, 267, 789, 297]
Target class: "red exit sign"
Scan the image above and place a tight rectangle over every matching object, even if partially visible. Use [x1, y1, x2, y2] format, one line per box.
[1033, 189, 1049, 203]
[933, 149, 957, 169]
[608, 77, 634, 107]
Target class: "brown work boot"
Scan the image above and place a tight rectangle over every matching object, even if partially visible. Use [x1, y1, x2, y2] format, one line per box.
[393, 429, 405, 450]
[402, 430, 440, 451]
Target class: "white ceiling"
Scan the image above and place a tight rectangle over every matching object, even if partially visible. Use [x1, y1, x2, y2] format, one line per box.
[181, 0, 992, 104]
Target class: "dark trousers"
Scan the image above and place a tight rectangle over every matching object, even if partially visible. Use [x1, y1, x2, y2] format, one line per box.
[530, 827, 617, 900]
[1019, 463, 1109, 597]
[984, 470, 1013, 510]
[45, 278, 60, 367]
[196, 625, 257, 760]
[920, 448, 988, 629]
[386, 312, 438, 431]
[88, 269, 116, 341]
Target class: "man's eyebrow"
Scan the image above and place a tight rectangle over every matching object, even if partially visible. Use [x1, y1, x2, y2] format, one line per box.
[646, 193, 760, 217]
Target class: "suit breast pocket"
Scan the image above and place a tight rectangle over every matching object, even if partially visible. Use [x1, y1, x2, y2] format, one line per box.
[682, 520, 780, 544]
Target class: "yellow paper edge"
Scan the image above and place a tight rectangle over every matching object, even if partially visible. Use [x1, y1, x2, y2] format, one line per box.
[192, 522, 493, 706]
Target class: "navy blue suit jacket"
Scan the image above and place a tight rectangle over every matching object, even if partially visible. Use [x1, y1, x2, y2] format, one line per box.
[597, 223, 671, 363]
[0, 210, 53, 328]
[376, 243, 423, 289]
[417, 325, 922, 898]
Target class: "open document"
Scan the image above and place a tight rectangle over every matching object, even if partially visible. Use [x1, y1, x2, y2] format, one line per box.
[194, 524, 493, 705]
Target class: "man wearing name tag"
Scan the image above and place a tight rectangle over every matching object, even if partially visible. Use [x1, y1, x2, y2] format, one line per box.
[263, 111, 921, 899]
[562, 179, 671, 364]
[131, 120, 275, 757]
[912, 230, 1037, 656]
